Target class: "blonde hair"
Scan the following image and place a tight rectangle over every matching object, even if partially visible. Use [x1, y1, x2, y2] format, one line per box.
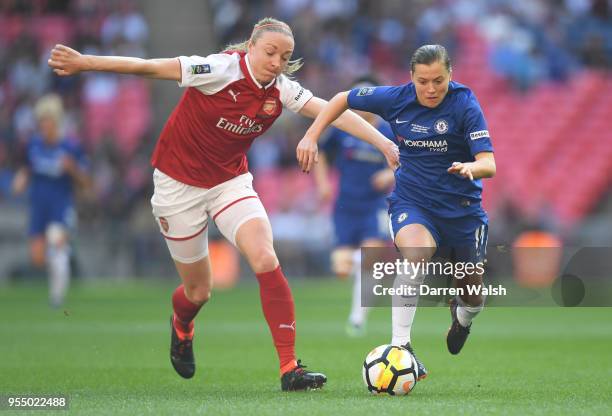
[34, 94, 64, 123]
[223, 17, 303, 76]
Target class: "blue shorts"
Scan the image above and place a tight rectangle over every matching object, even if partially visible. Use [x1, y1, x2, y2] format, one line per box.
[388, 199, 488, 263]
[333, 206, 390, 247]
[29, 200, 75, 237]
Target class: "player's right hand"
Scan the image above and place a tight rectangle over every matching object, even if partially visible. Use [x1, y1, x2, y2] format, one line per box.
[381, 140, 400, 171]
[296, 135, 319, 173]
[48, 44, 84, 76]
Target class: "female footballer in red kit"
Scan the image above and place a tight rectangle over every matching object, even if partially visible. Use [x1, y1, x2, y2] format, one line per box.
[48, 17, 399, 390]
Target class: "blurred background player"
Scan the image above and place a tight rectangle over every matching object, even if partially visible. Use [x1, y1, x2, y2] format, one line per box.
[299, 44, 496, 381]
[313, 75, 395, 337]
[11, 94, 90, 307]
[47, 17, 398, 390]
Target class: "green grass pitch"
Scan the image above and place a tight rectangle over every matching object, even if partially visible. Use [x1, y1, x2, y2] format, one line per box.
[1, 278, 610, 415]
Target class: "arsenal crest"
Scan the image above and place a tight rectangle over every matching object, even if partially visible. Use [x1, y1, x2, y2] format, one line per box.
[261, 98, 278, 116]
[159, 217, 169, 233]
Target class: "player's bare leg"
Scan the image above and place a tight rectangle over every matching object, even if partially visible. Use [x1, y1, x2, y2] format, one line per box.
[29, 235, 47, 285]
[173, 257, 213, 306]
[330, 246, 353, 279]
[30, 236, 46, 269]
[393, 224, 436, 380]
[447, 270, 484, 355]
[236, 217, 327, 391]
[170, 256, 212, 379]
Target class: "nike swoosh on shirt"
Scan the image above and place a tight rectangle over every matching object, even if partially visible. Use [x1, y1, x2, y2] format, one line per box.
[395, 118, 409, 124]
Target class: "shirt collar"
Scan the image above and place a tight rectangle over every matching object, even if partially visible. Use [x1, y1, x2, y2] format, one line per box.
[243, 54, 276, 90]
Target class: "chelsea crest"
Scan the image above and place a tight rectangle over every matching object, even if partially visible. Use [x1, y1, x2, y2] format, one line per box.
[434, 119, 448, 134]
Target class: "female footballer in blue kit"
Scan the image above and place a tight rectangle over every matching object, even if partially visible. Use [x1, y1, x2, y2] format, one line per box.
[313, 76, 395, 337]
[296, 44, 496, 380]
[12, 94, 90, 308]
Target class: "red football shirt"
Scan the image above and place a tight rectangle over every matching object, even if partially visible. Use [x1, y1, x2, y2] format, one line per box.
[151, 51, 313, 188]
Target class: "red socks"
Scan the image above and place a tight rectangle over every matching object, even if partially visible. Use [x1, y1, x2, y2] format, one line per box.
[172, 284, 202, 340]
[256, 266, 297, 374]
[172, 269, 297, 374]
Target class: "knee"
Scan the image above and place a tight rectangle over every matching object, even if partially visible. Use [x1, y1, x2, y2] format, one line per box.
[400, 247, 434, 265]
[331, 249, 353, 277]
[46, 224, 68, 249]
[461, 293, 483, 307]
[249, 247, 279, 274]
[183, 284, 211, 305]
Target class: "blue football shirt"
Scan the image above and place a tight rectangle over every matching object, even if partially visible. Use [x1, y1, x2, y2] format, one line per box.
[320, 120, 395, 213]
[347, 81, 494, 218]
[26, 135, 88, 207]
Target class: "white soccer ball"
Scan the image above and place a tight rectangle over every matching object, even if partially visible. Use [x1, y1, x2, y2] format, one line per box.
[362, 344, 419, 395]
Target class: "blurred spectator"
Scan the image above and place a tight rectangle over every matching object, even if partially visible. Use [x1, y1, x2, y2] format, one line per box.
[100, 0, 148, 57]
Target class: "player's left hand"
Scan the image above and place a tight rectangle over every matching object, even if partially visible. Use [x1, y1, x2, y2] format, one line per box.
[48, 44, 84, 76]
[296, 136, 318, 173]
[447, 162, 474, 181]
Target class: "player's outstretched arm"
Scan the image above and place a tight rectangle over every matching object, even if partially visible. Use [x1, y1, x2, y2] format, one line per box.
[48, 44, 181, 81]
[447, 152, 496, 181]
[297, 93, 399, 173]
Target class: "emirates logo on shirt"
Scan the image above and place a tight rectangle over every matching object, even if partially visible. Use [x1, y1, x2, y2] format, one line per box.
[216, 115, 264, 135]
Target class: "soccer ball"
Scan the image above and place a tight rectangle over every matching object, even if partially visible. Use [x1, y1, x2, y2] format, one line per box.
[362, 344, 419, 395]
